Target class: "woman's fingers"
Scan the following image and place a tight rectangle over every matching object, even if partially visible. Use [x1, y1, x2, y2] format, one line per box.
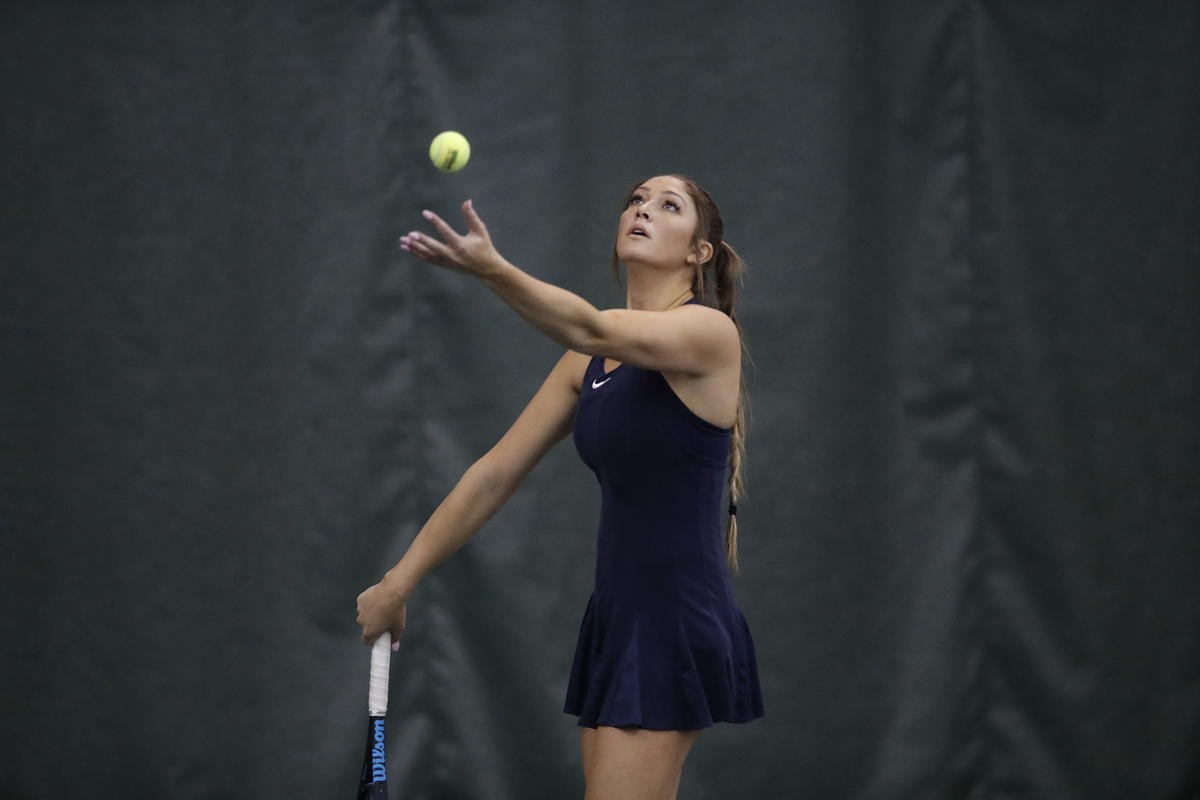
[399, 201, 491, 272]
[422, 208, 462, 242]
[399, 231, 447, 263]
[389, 606, 407, 652]
[461, 198, 487, 236]
[413, 201, 487, 247]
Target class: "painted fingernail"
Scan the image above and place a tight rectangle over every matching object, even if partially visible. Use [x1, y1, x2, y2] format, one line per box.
[422, 210, 433, 220]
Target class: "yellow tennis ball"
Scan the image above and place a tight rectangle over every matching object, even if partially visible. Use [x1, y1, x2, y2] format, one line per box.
[429, 130, 470, 172]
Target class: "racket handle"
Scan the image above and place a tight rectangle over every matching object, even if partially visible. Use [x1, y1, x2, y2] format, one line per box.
[368, 632, 392, 716]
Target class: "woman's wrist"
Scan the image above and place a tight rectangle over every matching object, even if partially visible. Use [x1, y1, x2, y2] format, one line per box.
[381, 567, 417, 601]
[477, 253, 517, 284]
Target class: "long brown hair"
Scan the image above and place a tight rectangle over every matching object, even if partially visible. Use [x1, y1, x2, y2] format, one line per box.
[611, 175, 750, 572]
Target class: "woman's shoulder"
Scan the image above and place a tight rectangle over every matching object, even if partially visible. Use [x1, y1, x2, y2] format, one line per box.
[677, 300, 735, 324]
[556, 349, 595, 392]
[675, 302, 741, 350]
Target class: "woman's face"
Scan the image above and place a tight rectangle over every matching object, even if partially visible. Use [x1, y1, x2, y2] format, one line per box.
[615, 176, 711, 270]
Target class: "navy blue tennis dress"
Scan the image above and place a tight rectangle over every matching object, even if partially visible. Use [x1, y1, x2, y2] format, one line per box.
[563, 347, 765, 730]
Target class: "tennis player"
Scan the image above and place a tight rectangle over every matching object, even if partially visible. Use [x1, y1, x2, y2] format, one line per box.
[357, 174, 764, 800]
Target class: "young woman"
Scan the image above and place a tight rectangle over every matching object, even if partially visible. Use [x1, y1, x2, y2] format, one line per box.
[356, 174, 764, 800]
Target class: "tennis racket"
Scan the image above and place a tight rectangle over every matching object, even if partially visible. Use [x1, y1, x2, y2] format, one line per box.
[356, 632, 392, 799]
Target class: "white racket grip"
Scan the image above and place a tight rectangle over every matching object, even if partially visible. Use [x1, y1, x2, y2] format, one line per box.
[368, 632, 392, 716]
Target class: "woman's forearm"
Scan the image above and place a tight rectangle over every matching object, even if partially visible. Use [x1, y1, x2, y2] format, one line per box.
[382, 456, 516, 599]
[480, 257, 604, 353]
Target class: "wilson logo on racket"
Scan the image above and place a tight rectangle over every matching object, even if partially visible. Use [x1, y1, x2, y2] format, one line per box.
[372, 719, 387, 783]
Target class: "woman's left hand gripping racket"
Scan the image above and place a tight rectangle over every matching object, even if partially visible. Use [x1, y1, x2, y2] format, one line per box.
[356, 632, 392, 799]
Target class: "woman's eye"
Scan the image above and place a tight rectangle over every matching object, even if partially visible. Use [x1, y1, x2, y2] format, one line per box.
[663, 200, 679, 211]
[629, 194, 644, 205]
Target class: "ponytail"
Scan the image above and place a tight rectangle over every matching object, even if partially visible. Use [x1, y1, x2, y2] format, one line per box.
[693, 238, 749, 573]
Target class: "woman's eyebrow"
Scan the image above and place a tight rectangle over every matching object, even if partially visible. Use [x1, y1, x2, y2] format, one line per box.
[638, 186, 687, 205]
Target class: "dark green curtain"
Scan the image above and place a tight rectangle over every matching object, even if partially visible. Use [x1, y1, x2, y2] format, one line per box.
[2, 2, 1196, 798]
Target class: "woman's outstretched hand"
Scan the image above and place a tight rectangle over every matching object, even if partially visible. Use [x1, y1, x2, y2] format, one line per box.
[398, 199, 503, 278]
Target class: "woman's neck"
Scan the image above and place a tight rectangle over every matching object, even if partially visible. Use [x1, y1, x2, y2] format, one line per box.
[624, 266, 694, 311]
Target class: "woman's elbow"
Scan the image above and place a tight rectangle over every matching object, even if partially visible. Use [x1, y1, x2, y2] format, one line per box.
[465, 452, 519, 503]
[568, 310, 612, 356]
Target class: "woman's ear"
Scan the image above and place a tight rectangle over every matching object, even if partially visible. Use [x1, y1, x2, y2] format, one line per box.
[688, 240, 714, 266]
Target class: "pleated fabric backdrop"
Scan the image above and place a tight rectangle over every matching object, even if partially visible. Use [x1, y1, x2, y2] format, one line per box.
[1, 2, 1197, 798]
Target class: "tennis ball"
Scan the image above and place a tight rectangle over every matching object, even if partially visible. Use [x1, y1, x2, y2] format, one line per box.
[429, 130, 470, 172]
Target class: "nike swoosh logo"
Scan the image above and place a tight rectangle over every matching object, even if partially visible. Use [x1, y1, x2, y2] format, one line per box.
[591, 376, 612, 389]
